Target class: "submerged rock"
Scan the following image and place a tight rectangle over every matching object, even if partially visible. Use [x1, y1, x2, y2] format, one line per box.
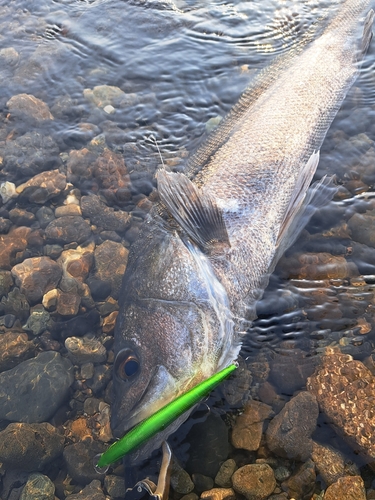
[81, 195, 131, 232]
[324, 475, 366, 500]
[11, 256, 62, 304]
[83, 85, 126, 108]
[0, 287, 30, 321]
[266, 392, 318, 461]
[232, 464, 276, 500]
[281, 460, 316, 500]
[0, 331, 34, 372]
[65, 336, 107, 365]
[0, 226, 31, 270]
[94, 240, 128, 299]
[307, 346, 375, 459]
[7, 93, 54, 122]
[0, 422, 64, 471]
[63, 441, 106, 485]
[16, 170, 66, 204]
[45, 216, 91, 245]
[65, 480, 105, 500]
[311, 441, 359, 486]
[20, 473, 55, 500]
[0, 351, 74, 423]
[232, 400, 273, 451]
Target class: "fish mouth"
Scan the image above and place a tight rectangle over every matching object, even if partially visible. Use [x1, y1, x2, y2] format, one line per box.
[111, 364, 180, 438]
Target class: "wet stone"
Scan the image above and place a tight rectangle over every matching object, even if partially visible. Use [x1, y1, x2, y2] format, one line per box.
[94, 240, 128, 299]
[0, 350, 74, 423]
[171, 463, 194, 494]
[232, 464, 276, 500]
[268, 350, 316, 395]
[66, 148, 97, 180]
[55, 204, 82, 217]
[0, 226, 31, 270]
[311, 441, 359, 486]
[63, 441, 106, 485]
[102, 310, 118, 334]
[0, 217, 12, 233]
[86, 364, 112, 394]
[2, 131, 61, 181]
[232, 400, 273, 451]
[87, 277, 111, 301]
[192, 473, 214, 493]
[200, 488, 235, 500]
[80, 362, 95, 380]
[0, 313, 16, 328]
[307, 346, 375, 458]
[266, 391, 319, 461]
[323, 475, 366, 500]
[222, 356, 252, 405]
[7, 93, 54, 123]
[83, 397, 101, 416]
[185, 414, 229, 478]
[65, 336, 107, 365]
[11, 256, 62, 304]
[104, 475, 126, 499]
[0, 47, 19, 66]
[0, 287, 30, 321]
[23, 305, 51, 335]
[282, 459, 316, 500]
[16, 170, 66, 204]
[83, 85, 126, 108]
[92, 148, 131, 194]
[0, 422, 64, 471]
[215, 459, 237, 488]
[58, 244, 94, 282]
[81, 194, 131, 232]
[20, 473, 55, 500]
[9, 207, 36, 226]
[279, 252, 355, 280]
[0, 270, 13, 297]
[348, 211, 375, 247]
[0, 331, 34, 372]
[36, 207, 55, 229]
[180, 494, 198, 500]
[45, 216, 91, 245]
[0, 181, 17, 203]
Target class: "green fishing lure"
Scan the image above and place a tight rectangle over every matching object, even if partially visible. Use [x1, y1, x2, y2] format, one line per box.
[96, 363, 237, 468]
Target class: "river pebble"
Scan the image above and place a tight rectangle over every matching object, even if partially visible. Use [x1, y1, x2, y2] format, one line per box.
[232, 400, 273, 451]
[281, 459, 316, 500]
[65, 336, 107, 365]
[45, 216, 92, 245]
[65, 479, 105, 500]
[58, 244, 94, 283]
[104, 475, 126, 499]
[16, 170, 66, 204]
[11, 256, 62, 304]
[0, 331, 34, 371]
[0, 351, 74, 423]
[63, 441, 106, 485]
[311, 441, 359, 486]
[170, 463, 195, 494]
[324, 475, 366, 500]
[93, 240, 128, 299]
[267, 391, 318, 460]
[0, 226, 30, 270]
[20, 473, 55, 500]
[214, 459, 237, 488]
[0, 422, 64, 471]
[81, 194, 131, 232]
[200, 488, 236, 500]
[9, 207, 36, 226]
[7, 93, 54, 122]
[307, 346, 375, 459]
[23, 305, 51, 335]
[0, 286, 30, 321]
[192, 473, 214, 493]
[83, 85, 126, 108]
[232, 464, 276, 500]
[348, 210, 375, 247]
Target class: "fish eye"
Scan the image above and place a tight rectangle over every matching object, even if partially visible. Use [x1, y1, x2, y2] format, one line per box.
[115, 349, 140, 381]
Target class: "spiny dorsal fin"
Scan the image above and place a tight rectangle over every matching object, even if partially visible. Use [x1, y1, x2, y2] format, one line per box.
[157, 169, 230, 253]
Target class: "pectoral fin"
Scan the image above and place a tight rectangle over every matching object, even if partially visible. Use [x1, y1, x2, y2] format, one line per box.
[157, 169, 230, 252]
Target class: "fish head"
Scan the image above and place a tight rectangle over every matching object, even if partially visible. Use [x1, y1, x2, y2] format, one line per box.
[111, 216, 238, 444]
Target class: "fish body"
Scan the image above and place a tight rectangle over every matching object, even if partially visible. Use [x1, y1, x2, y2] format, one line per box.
[112, 0, 374, 459]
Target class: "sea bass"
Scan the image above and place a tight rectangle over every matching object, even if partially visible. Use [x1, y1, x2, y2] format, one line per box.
[111, 0, 374, 458]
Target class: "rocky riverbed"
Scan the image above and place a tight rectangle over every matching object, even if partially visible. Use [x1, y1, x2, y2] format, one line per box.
[1, 0, 375, 498]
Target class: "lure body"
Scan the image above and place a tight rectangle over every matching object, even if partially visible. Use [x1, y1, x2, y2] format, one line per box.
[97, 363, 237, 467]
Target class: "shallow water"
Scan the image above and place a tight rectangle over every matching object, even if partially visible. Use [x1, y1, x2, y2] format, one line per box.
[1, 0, 375, 497]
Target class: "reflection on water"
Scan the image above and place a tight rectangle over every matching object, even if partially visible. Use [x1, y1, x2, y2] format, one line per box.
[1, 0, 375, 497]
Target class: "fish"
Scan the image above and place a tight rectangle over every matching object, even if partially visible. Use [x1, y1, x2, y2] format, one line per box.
[111, 0, 374, 462]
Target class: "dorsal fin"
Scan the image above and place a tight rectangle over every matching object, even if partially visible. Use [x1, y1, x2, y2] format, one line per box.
[157, 169, 230, 253]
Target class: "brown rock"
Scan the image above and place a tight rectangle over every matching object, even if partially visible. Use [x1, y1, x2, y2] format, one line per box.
[94, 240, 128, 299]
[282, 460, 316, 500]
[56, 290, 81, 316]
[45, 216, 91, 244]
[7, 93, 54, 122]
[0, 270, 13, 297]
[232, 401, 273, 451]
[324, 476, 366, 500]
[214, 459, 237, 488]
[307, 346, 375, 458]
[232, 464, 276, 500]
[311, 441, 359, 486]
[279, 252, 355, 280]
[0, 226, 31, 270]
[65, 479, 105, 500]
[81, 194, 131, 232]
[11, 256, 62, 304]
[58, 245, 94, 283]
[200, 488, 235, 500]
[266, 392, 318, 461]
[55, 204, 82, 217]
[348, 211, 375, 247]
[102, 310, 118, 334]
[0, 331, 34, 372]
[0, 422, 64, 471]
[65, 336, 107, 365]
[92, 148, 131, 192]
[16, 170, 66, 203]
[67, 148, 97, 178]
